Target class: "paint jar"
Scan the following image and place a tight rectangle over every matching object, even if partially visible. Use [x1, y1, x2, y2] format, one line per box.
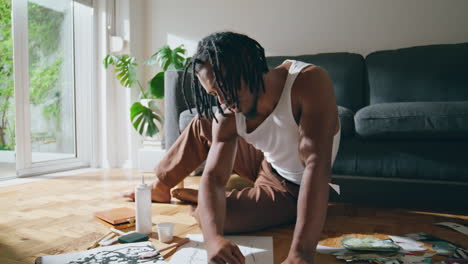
[157, 222, 174, 243]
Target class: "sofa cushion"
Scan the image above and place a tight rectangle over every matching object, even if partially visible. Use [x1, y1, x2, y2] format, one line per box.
[179, 109, 197, 132]
[366, 42, 468, 104]
[267, 53, 366, 112]
[338, 106, 355, 138]
[180, 106, 355, 138]
[355, 101, 468, 139]
[179, 107, 220, 132]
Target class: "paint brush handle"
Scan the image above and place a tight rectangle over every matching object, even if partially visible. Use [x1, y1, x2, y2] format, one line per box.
[159, 237, 190, 253]
[110, 228, 126, 236]
[87, 230, 113, 249]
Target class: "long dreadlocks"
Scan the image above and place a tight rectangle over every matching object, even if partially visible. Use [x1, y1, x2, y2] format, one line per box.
[182, 32, 269, 122]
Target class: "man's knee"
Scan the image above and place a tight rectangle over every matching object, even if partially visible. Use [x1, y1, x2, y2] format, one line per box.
[190, 204, 252, 234]
[188, 116, 213, 144]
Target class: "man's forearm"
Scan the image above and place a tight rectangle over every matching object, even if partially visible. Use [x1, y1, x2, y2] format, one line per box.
[290, 165, 330, 255]
[198, 174, 227, 240]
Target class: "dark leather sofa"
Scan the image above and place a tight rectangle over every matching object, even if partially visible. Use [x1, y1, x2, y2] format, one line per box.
[163, 42, 468, 212]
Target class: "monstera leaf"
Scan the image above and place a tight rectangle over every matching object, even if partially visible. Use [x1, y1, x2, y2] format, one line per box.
[145, 45, 191, 100]
[103, 54, 137, 88]
[130, 102, 163, 137]
[144, 44, 189, 71]
[146, 100, 162, 116]
[149, 72, 164, 99]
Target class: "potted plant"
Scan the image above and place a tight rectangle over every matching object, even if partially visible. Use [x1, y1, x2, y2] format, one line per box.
[103, 45, 190, 138]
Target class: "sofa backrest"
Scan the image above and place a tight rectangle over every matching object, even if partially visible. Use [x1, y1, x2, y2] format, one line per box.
[267, 53, 366, 112]
[366, 42, 468, 104]
[165, 70, 192, 149]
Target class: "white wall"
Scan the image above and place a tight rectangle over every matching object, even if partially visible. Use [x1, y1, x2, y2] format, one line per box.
[146, 0, 468, 59]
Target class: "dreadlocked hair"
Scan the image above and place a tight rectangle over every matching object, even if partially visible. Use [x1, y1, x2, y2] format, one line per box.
[182, 31, 269, 122]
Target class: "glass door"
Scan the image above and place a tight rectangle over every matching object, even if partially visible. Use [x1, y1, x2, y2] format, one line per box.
[0, 0, 15, 179]
[12, 0, 94, 177]
[29, 0, 76, 163]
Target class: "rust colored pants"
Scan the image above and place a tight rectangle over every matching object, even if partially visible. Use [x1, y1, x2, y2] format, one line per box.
[155, 117, 300, 233]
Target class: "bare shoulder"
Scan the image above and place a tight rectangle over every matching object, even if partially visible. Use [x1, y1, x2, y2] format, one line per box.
[293, 65, 335, 108]
[212, 110, 238, 142]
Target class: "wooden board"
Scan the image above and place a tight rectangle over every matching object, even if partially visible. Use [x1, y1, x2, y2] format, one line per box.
[94, 207, 135, 225]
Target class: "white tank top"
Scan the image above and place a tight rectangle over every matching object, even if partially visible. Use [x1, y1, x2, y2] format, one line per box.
[235, 60, 341, 186]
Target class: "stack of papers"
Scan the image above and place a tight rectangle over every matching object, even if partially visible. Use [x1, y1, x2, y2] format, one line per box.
[318, 232, 467, 264]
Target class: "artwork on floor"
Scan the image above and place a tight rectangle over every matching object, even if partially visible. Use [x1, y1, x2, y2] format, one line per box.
[35, 242, 166, 264]
[168, 234, 273, 264]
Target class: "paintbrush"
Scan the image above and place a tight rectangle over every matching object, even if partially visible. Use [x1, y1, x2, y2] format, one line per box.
[139, 237, 191, 259]
[159, 237, 190, 253]
[87, 230, 114, 249]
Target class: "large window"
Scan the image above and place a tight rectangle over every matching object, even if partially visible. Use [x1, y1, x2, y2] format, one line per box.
[4, 0, 95, 177]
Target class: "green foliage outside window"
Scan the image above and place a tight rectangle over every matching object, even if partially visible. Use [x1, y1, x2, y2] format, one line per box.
[0, 0, 14, 149]
[0, 0, 64, 150]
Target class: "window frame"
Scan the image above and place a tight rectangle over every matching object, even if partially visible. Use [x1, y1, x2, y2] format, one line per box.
[12, 0, 96, 177]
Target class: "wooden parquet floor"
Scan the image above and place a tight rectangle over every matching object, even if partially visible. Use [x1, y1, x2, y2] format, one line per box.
[1, 169, 467, 264]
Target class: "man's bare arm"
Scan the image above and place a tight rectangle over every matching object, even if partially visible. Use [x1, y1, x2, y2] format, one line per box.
[198, 112, 245, 264]
[286, 67, 338, 263]
[198, 112, 237, 238]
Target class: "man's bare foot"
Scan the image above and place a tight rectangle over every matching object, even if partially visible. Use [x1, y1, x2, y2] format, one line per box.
[171, 188, 198, 204]
[122, 179, 171, 203]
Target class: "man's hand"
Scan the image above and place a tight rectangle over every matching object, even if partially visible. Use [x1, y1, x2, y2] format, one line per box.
[206, 236, 245, 264]
[281, 251, 314, 264]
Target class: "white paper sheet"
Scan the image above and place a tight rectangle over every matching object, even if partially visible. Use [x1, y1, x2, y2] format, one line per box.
[328, 183, 341, 195]
[315, 244, 345, 254]
[169, 234, 273, 264]
[388, 235, 426, 252]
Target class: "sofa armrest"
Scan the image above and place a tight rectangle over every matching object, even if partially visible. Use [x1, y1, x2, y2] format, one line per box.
[164, 70, 193, 149]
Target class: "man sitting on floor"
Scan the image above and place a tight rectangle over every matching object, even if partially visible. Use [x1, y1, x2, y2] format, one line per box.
[124, 31, 341, 264]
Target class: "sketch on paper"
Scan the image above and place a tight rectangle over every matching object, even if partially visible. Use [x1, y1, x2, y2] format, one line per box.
[168, 234, 273, 264]
[36, 242, 167, 264]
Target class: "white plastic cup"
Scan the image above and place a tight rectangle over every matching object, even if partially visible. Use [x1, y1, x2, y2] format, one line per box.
[157, 222, 174, 243]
